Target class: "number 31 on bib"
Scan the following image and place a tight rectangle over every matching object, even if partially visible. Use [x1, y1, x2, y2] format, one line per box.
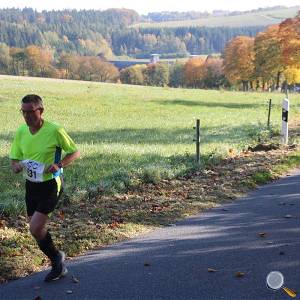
[22, 160, 45, 182]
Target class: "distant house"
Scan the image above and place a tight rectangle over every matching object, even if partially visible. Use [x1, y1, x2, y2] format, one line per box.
[212, 10, 230, 17]
[150, 54, 160, 64]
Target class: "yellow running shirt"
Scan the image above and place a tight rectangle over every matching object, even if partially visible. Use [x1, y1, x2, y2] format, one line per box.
[10, 120, 77, 182]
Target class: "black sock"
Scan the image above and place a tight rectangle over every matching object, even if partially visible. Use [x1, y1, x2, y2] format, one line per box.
[36, 231, 59, 262]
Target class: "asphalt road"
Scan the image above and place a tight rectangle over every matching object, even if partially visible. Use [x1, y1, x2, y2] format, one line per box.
[1, 169, 300, 300]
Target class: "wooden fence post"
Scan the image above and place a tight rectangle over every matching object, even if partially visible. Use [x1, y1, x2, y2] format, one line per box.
[281, 97, 289, 144]
[193, 119, 200, 164]
[267, 99, 272, 128]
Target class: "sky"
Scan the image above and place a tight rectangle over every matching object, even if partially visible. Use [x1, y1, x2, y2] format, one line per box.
[0, 0, 300, 14]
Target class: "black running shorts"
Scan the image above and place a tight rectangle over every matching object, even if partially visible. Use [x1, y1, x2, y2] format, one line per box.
[25, 177, 63, 216]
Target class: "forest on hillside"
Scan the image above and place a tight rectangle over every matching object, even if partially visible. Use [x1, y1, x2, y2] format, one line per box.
[0, 8, 264, 58]
[0, 7, 298, 92]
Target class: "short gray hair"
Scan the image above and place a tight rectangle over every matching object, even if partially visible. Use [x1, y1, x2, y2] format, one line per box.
[21, 94, 43, 108]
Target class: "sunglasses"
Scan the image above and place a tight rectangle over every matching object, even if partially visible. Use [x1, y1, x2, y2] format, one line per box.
[20, 108, 42, 114]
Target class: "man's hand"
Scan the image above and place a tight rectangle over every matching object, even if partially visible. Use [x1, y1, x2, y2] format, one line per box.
[45, 164, 60, 174]
[11, 161, 23, 174]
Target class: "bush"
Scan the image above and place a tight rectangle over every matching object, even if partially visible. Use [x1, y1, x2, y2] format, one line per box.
[120, 65, 146, 85]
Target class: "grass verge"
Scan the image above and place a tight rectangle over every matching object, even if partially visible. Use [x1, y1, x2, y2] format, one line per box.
[2, 75, 297, 216]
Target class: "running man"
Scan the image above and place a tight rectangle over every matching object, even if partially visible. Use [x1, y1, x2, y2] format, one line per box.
[10, 94, 80, 282]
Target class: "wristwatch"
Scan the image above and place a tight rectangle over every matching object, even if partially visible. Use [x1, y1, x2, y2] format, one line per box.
[57, 162, 63, 168]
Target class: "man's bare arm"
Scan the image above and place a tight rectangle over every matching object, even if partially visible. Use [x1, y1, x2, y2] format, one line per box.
[46, 150, 81, 173]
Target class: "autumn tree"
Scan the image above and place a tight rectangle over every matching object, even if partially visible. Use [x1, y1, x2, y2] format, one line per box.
[254, 25, 284, 90]
[58, 53, 80, 79]
[278, 12, 300, 88]
[25, 45, 54, 76]
[120, 64, 146, 85]
[38, 47, 55, 77]
[223, 36, 255, 91]
[9, 47, 26, 75]
[77, 56, 94, 81]
[169, 62, 185, 88]
[78, 34, 114, 59]
[95, 61, 119, 83]
[284, 67, 300, 85]
[0, 43, 11, 73]
[143, 63, 169, 87]
[183, 57, 206, 88]
[77, 56, 119, 82]
[142, 34, 158, 52]
[279, 12, 300, 69]
[202, 56, 226, 89]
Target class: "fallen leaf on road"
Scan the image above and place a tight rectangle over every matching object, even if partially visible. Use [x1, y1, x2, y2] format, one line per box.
[258, 232, 267, 237]
[235, 272, 245, 278]
[96, 223, 102, 229]
[0, 220, 6, 228]
[109, 221, 120, 229]
[143, 196, 151, 202]
[58, 210, 65, 220]
[144, 262, 151, 267]
[71, 275, 80, 283]
[208, 268, 217, 273]
[150, 204, 164, 213]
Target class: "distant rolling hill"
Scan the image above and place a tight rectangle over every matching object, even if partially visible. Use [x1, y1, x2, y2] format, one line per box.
[134, 6, 300, 28]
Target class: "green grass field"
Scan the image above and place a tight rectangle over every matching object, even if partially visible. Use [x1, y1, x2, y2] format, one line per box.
[134, 6, 300, 28]
[1, 75, 299, 215]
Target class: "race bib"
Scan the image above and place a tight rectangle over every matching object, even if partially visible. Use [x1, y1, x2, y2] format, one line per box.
[22, 160, 45, 182]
